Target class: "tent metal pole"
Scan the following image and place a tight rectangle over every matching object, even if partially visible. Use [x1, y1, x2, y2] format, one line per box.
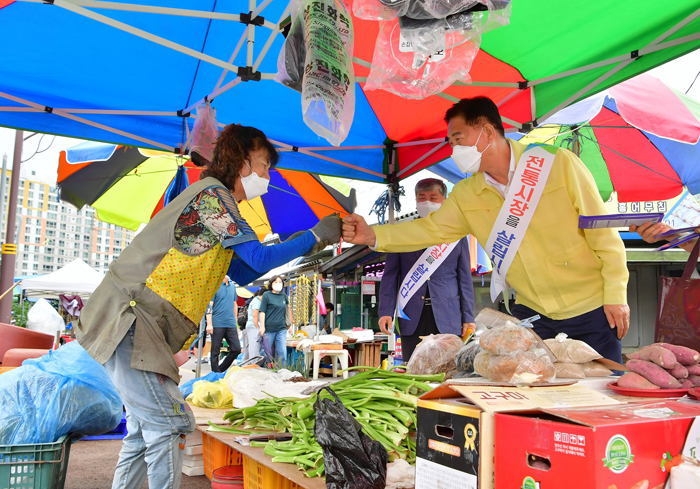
[529, 8, 700, 89]
[0, 131, 22, 323]
[395, 138, 445, 148]
[213, 31, 248, 92]
[397, 141, 448, 178]
[496, 88, 521, 108]
[278, 144, 386, 151]
[54, 0, 242, 75]
[530, 87, 537, 123]
[195, 318, 205, 379]
[183, 77, 243, 115]
[23, 0, 277, 28]
[247, 0, 256, 67]
[0, 108, 180, 116]
[258, 135, 386, 179]
[436, 92, 523, 129]
[0, 91, 173, 150]
[538, 8, 700, 123]
[253, 3, 291, 72]
[251, 0, 275, 19]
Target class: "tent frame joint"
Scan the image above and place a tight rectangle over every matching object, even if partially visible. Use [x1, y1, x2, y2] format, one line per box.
[630, 49, 640, 59]
[518, 81, 528, 90]
[176, 110, 191, 118]
[239, 11, 265, 26]
[292, 146, 299, 152]
[238, 66, 262, 82]
[44, 106, 53, 114]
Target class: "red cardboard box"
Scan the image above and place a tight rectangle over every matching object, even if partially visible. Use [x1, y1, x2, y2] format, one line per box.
[494, 400, 700, 489]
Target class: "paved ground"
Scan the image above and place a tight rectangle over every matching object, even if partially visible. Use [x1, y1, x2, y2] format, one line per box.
[64, 439, 211, 489]
[64, 354, 213, 489]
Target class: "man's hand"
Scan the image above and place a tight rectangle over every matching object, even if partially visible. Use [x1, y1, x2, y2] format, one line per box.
[462, 322, 476, 338]
[630, 222, 675, 243]
[259, 325, 265, 336]
[378, 316, 393, 335]
[342, 214, 377, 246]
[604, 304, 630, 340]
[206, 325, 213, 334]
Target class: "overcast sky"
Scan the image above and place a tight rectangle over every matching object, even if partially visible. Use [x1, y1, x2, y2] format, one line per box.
[0, 50, 698, 221]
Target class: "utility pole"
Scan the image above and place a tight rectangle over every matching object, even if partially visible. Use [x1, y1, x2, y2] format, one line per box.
[0, 131, 22, 323]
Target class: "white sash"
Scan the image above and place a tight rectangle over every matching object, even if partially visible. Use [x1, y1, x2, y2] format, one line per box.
[396, 241, 460, 320]
[486, 144, 557, 302]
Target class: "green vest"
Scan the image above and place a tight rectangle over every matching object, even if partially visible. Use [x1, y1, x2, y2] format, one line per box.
[75, 177, 251, 382]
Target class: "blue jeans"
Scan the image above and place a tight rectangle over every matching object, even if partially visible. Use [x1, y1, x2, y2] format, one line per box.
[104, 325, 195, 489]
[264, 330, 287, 367]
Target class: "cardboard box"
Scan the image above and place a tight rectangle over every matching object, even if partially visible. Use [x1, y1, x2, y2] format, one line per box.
[415, 382, 620, 489]
[494, 400, 700, 489]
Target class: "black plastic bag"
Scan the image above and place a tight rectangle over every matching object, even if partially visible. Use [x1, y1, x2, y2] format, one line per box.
[314, 387, 388, 489]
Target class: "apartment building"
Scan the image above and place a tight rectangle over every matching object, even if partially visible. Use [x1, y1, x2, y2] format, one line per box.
[0, 170, 135, 276]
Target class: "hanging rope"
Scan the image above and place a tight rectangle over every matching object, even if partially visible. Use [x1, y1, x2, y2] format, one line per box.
[369, 184, 405, 224]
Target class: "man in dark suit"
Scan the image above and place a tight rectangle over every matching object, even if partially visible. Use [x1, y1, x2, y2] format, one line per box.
[378, 178, 476, 361]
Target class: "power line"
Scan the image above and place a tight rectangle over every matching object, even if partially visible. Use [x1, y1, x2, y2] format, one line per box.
[686, 69, 700, 94]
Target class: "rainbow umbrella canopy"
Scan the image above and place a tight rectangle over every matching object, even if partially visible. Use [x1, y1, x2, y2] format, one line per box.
[0, 2, 699, 185]
[57, 142, 356, 240]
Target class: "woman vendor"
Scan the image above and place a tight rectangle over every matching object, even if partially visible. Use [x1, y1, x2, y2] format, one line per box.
[74, 124, 342, 489]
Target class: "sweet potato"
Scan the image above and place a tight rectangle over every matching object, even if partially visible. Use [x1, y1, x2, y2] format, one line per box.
[653, 343, 700, 365]
[617, 372, 660, 390]
[627, 345, 677, 368]
[666, 363, 688, 379]
[686, 364, 700, 376]
[626, 360, 682, 389]
[688, 375, 700, 387]
[682, 379, 694, 389]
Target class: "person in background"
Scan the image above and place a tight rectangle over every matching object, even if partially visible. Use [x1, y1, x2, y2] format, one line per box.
[206, 275, 240, 373]
[75, 124, 342, 489]
[343, 97, 630, 363]
[259, 275, 293, 366]
[378, 178, 475, 362]
[320, 301, 334, 333]
[632, 222, 700, 257]
[246, 288, 266, 358]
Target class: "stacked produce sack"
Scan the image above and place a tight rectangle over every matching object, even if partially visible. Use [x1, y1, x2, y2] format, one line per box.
[544, 333, 613, 379]
[619, 343, 700, 390]
[473, 324, 556, 384]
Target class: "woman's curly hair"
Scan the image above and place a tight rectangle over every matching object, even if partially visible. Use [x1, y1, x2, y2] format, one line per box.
[201, 124, 279, 191]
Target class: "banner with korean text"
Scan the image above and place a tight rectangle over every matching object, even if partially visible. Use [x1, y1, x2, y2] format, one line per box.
[396, 241, 460, 320]
[486, 144, 557, 302]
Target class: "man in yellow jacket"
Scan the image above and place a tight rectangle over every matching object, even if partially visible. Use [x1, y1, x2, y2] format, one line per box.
[343, 97, 630, 362]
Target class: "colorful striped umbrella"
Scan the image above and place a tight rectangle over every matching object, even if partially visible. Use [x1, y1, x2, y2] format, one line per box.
[57, 142, 356, 240]
[513, 74, 700, 203]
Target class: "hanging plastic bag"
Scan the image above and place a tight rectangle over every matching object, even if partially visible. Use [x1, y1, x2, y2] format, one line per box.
[364, 3, 511, 99]
[407, 334, 464, 374]
[26, 298, 65, 336]
[276, 0, 355, 146]
[354, 0, 499, 21]
[190, 103, 220, 166]
[0, 342, 122, 444]
[315, 387, 388, 489]
[186, 379, 233, 409]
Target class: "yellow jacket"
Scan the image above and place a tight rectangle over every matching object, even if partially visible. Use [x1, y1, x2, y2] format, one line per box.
[374, 140, 628, 320]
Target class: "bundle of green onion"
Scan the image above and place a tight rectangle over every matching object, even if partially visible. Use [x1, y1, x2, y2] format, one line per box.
[208, 367, 444, 477]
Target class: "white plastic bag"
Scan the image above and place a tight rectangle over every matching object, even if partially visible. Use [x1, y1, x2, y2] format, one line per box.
[354, 0, 501, 21]
[276, 0, 355, 146]
[26, 299, 64, 336]
[190, 103, 220, 165]
[226, 368, 326, 408]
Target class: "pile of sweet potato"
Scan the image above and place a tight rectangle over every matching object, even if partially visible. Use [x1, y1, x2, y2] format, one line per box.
[618, 343, 700, 390]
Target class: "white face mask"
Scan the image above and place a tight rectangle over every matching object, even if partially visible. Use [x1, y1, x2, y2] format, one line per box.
[416, 201, 442, 218]
[452, 127, 491, 174]
[272, 282, 283, 292]
[240, 160, 269, 201]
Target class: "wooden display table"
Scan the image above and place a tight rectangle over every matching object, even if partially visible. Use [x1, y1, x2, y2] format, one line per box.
[197, 427, 326, 489]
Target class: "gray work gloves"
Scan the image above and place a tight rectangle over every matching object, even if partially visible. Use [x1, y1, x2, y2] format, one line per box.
[308, 214, 343, 256]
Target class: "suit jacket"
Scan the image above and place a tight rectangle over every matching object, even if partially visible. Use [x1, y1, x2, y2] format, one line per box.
[378, 238, 475, 336]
